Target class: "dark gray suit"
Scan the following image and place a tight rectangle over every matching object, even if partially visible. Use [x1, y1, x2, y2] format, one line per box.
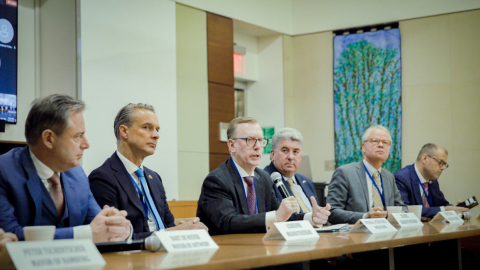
[327, 161, 405, 224]
[197, 158, 305, 236]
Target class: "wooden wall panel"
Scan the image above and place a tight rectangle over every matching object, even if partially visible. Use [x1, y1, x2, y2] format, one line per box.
[209, 153, 231, 172]
[207, 13, 234, 86]
[167, 200, 197, 218]
[208, 83, 234, 155]
[207, 12, 235, 171]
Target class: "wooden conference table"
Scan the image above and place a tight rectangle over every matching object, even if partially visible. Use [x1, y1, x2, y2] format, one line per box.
[102, 219, 480, 270]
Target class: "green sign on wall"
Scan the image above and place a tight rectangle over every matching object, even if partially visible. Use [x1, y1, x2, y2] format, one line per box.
[262, 126, 275, 154]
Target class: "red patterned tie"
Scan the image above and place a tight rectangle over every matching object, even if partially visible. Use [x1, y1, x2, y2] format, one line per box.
[48, 173, 64, 216]
[422, 182, 430, 207]
[244, 176, 256, 215]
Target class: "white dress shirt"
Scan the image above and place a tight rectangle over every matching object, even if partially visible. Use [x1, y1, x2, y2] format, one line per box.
[414, 163, 445, 212]
[116, 151, 159, 232]
[283, 175, 313, 212]
[362, 159, 384, 218]
[231, 159, 316, 229]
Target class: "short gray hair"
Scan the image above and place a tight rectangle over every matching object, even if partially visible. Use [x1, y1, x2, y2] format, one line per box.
[416, 143, 448, 161]
[25, 94, 85, 145]
[114, 103, 155, 144]
[271, 127, 303, 151]
[362, 125, 392, 142]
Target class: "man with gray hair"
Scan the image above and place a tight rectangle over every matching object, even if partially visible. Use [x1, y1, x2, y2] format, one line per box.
[89, 103, 207, 239]
[264, 128, 330, 215]
[327, 125, 405, 224]
[0, 94, 131, 242]
[395, 143, 468, 218]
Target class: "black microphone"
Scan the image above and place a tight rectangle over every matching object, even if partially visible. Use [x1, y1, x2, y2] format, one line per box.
[270, 172, 290, 199]
[95, 233, 162, 253]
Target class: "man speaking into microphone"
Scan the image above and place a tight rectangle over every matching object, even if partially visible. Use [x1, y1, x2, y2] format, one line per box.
[197, 117, 330, 236]
[265, 128, 330, 218]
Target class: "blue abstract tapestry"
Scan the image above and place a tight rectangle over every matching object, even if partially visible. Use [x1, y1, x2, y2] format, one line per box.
[333, 29, 402, 173]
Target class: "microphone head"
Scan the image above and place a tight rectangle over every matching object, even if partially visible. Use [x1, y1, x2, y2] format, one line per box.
[145, 234, 162, 252]
[270, 172, 282, 184]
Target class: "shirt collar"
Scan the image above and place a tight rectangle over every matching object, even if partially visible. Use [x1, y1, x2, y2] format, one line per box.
[363, 159, 381, 175]
[283, 175, 297, 184]
[414, 163, 427, 184]
[29, 149, 56, 180]
[231, 158, 255, 178]
[116, 150, 143, 175]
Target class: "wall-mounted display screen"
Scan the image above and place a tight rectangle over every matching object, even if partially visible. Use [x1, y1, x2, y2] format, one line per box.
[0, 0, 18, 124]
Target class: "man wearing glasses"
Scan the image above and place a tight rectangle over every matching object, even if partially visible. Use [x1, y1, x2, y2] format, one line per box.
[394, 143, 468, 218]
[327, 125, 406, 225]
[197, 117, 330, 235]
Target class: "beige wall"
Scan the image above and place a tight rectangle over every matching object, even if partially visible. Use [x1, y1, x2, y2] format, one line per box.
[286, 31, 335, 184]
[288, 9, 480, 217]
[39, 0, 76, 98]
[176, 4, 209, 200]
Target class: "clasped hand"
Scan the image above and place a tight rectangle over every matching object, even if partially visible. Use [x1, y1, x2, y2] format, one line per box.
[91, 205, 131, 243]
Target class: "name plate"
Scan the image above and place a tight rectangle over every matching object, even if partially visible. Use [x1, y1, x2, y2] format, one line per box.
[350, 218, 397, 233]
[4, 240, 105, 270]
[430, 210, 464, 225]
[263, 220, 319, 241]
[154, 229, 218, 253]
[387, 212, 423, 227]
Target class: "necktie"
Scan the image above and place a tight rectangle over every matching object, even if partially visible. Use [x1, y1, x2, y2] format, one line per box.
[286, 178, 310, 213]
[135, 168, 165, 230]
[372, 171, 384, 209]
[422, 182, 430, 207]
[48, 173, 64, 216]
[244, 176, 256, 215]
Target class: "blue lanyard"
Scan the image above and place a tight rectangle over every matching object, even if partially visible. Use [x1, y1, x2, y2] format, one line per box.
[363, 164, 385, 207]
[415, 174, 432, 206]
[230, 157, 257, 214]
[130, 175, 149, 218]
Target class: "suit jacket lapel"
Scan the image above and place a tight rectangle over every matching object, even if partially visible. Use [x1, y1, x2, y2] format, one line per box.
[143, 167, 163, 219]
[21, 147, 44, 225]
[254, 171, 265, 213]
[380, 170, 390, 205]
[62, 172, 80, 224]
[227, 159, 249, 215]
[110, 153, 145, 217]
[356, 161, 370, 209]
[409, 165, 423, 205]
[296, 174, 313, 200]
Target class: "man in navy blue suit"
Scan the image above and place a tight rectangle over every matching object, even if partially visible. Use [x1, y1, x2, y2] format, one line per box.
[89, 103, 207, 239]
[0, 95, 131, 242]
[264, 128, 330, 217]
[395, 143, 468, 218]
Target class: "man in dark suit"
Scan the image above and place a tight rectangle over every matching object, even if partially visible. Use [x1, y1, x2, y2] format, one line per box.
[264, 128, 328, 215]
[395, 143, 468, 218]
[327, 125, 406, 225]
[197, 117, 330, 236]
[0, 95, 130, 242]
[89, 103, 207, 239]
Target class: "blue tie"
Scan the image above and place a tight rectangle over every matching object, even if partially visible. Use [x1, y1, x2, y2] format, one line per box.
[135, 168, 165, 230]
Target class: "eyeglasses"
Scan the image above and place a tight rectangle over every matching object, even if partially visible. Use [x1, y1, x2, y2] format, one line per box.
[232, 137, 269, 147]
[365, 138, 392, 146]
[427, 155, 449, 169]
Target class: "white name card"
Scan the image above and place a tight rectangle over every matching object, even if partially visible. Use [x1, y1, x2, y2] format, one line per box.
[263, 220, 319, 241]
[4, 239, 105, 270]
[387, 212, 424, 227]
[430, 210, 464, 225]
[350, 218, 398, 233]
[154, 229, 218, 253]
